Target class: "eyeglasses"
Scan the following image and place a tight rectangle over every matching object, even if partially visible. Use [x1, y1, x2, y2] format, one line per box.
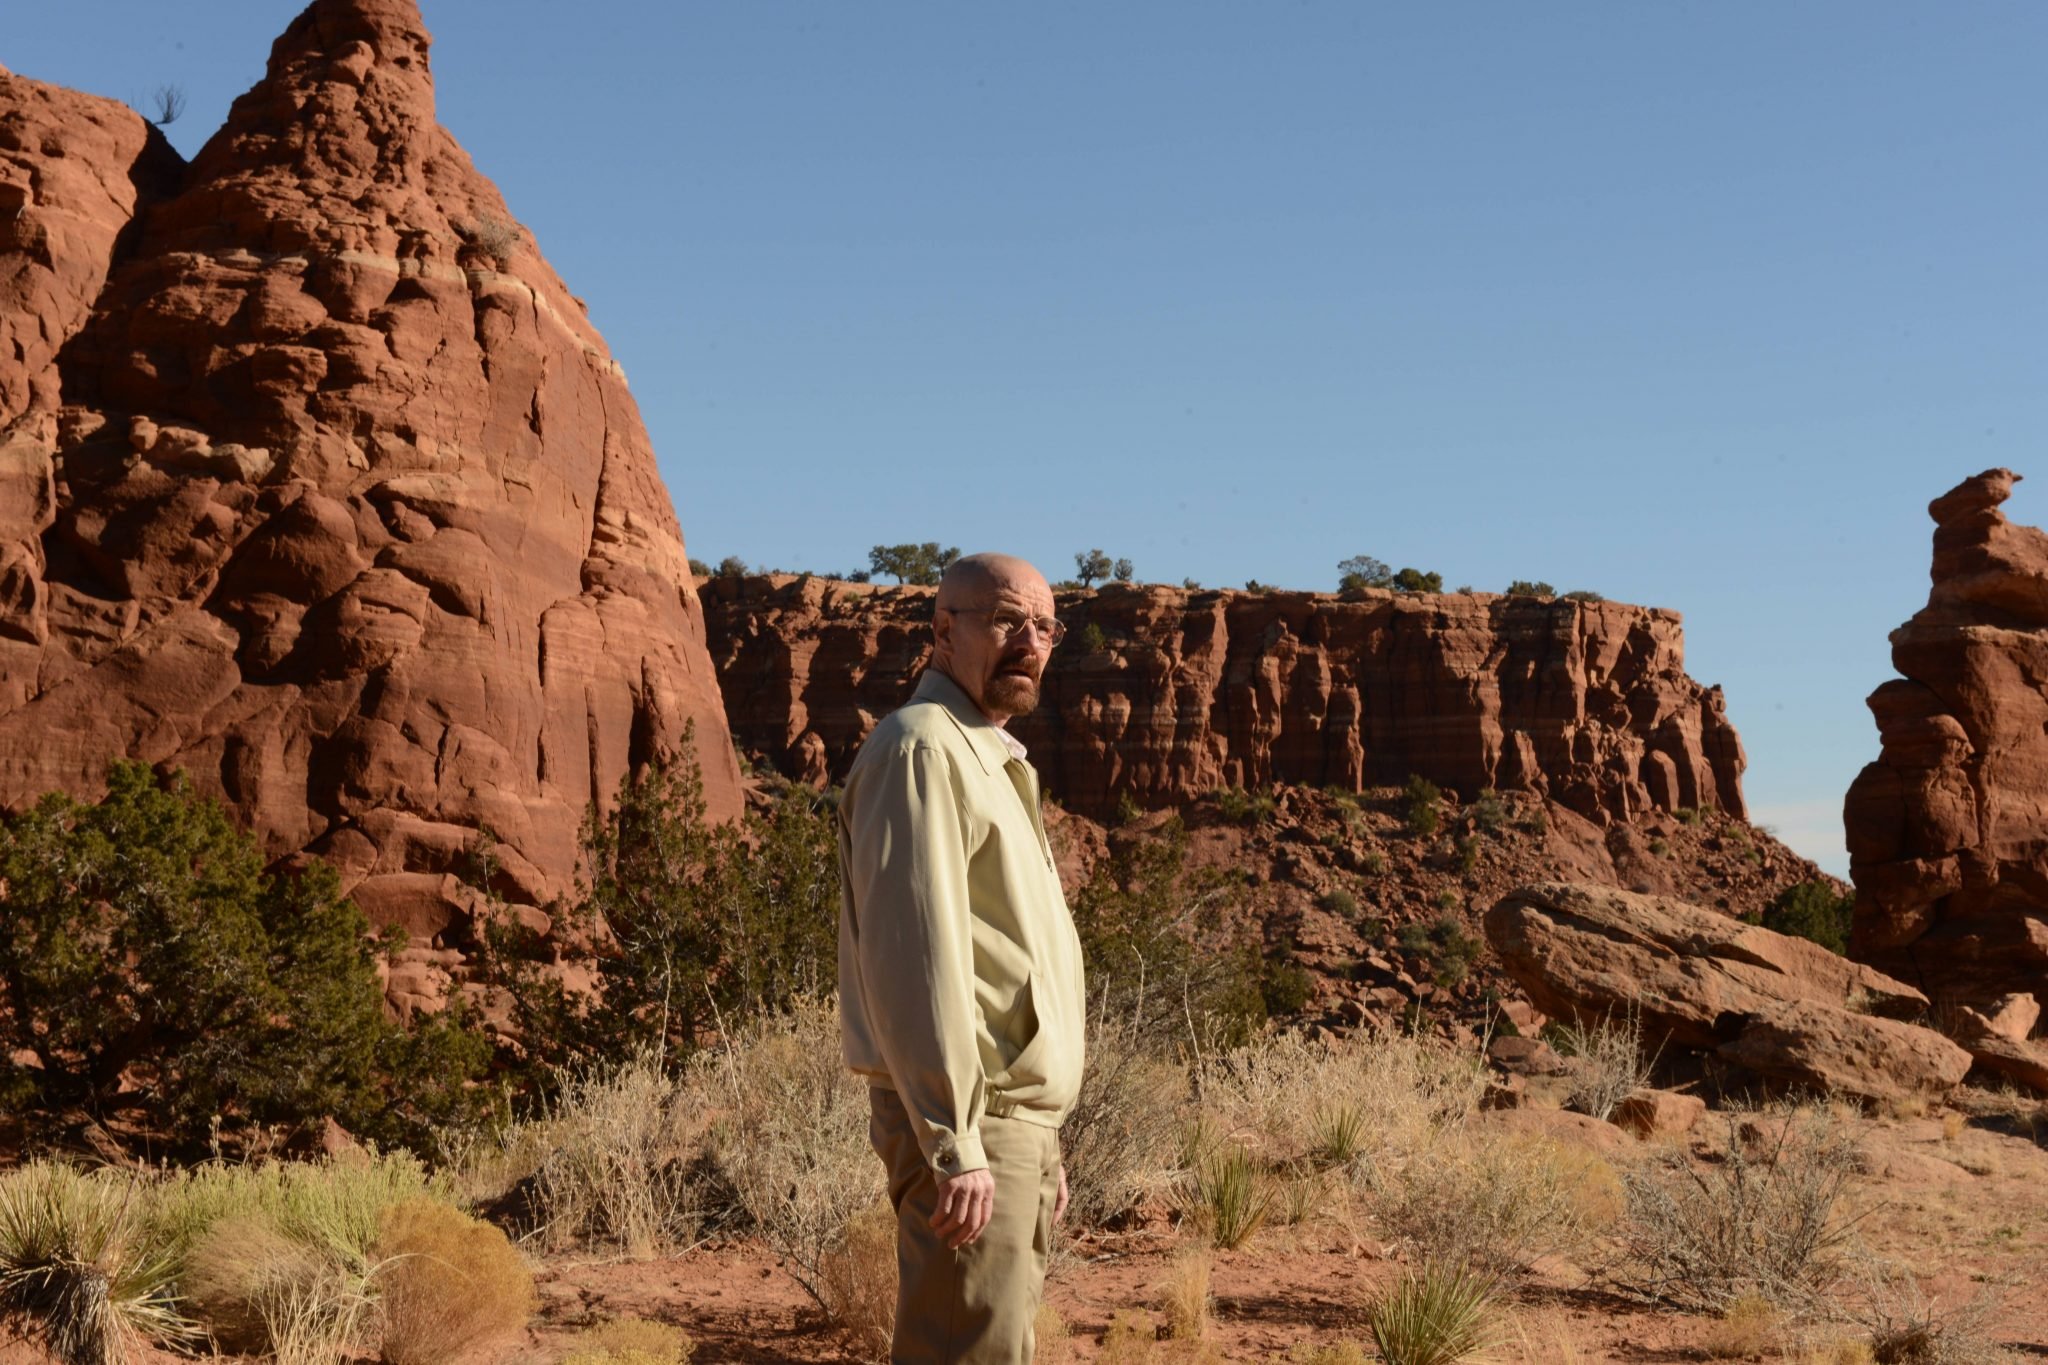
[943, 606, 1067, 646]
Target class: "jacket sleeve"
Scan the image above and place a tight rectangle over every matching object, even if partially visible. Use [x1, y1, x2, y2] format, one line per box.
[845, 740, 989, 1175]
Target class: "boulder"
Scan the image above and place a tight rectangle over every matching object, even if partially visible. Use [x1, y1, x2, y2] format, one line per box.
[1486, 881, 1971, 1104]
[1948, 1001, 2048, 1095]
[1611, 1088, 1705, 1140]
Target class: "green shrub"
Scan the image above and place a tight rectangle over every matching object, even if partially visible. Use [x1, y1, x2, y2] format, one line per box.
[1361, 850, 1388, 875]
[1763, 881, 1855, 956]
[1502, 580, 1554, 597]
[1367, 1261, 1499, 1365]
[1318, 888, 1360, 918]
[1070, 819, 1265, 1045]
[1398, 914, 1483, 989]
[0, 762, 488, 1156]
[1337, 555, 1393, 591]
[1454, 836, 1481, 873]
[1114, 790, 1143, 826]
[1470, 789, 1508, 832]
[1405, 775, 1442, 836]
[1562, 589, 1605, 603]
[1216, 786, 1277, 825]
[483, 730, 837, 1081]
[1078, 621, 1110, 653]
[1648, 837, 1670, 857]
[1260, 950, 1316, 1017]
[1391, 567, 1445, 594]
[1676, 805, 1706, 826]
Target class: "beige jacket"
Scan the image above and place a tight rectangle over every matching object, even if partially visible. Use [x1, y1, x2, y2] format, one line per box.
[837, 669, 1087, 1177]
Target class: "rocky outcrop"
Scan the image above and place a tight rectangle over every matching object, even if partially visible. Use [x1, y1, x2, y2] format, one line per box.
[703, 575, 1747, 824]
[1845, 469, 2048, 1006]
[0, 1, 738, 962]
[1484, 882, 1971, 1104]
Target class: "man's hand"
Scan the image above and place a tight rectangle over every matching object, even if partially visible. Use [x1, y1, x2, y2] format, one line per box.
[1054, 1163, 1070, 1225]
[931, 1167, 995, 1249]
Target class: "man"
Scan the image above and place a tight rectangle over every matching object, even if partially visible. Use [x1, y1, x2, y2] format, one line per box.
[837, 552, 1087, 1364]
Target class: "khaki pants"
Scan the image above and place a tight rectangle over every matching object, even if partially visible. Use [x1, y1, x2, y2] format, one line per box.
[868, 1088, 1061, 1365]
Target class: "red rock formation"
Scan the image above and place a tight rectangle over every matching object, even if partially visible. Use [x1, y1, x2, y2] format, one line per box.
[1847, 468, 2048, 1006]
[702, 575, 1747, 823]
[0, 0, 738, 961]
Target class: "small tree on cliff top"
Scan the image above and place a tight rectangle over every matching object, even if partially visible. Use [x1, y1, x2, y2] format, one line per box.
[0, 762, 489, 1154]
[869, 543, 960, 586]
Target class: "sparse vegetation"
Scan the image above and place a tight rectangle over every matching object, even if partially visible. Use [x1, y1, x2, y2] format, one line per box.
[1503, 580, 1555, 597]
[1471, 789, 1509, 832]
[1405, 774, 1443, 835]
[1188, 1144, 1272, 1250]
[1765, 881, 1856, 957]
[1216, 785, 1278, 825]
[560, 1317, 696, 1365]
[1075, 549, 1136, 587]
[1550, 1009, 1653, 1121]
[0, 1162, 188, 1365]
[1078, 621, 1110, 653]
[1616, 1108, 1864, 1311]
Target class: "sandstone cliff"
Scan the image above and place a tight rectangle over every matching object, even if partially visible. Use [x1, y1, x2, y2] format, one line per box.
[1846, 468, 2048, 1003]
[703, 575, 1746, 823]
[0, 0, 738, 959]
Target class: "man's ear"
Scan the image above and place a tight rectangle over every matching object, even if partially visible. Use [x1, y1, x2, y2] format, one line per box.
[931, 605, 952, 655]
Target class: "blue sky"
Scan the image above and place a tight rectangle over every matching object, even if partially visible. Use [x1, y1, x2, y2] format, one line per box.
[12, 3, 2048, 875]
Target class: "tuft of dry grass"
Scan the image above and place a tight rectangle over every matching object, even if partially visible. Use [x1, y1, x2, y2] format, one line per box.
[1615, 1107, 1865, 1311]
[371, 1197, 536, 1365]
[815, 1201, 896, 1361]
[1701, 1291, 1784, 1359]
[1158, 1249, 1212, 1342]
[1286, 1342, 1373, 1365]
[559, 1315, 696, 1365]
[182, 1216, 376, 1365]
[1033, 1300, 1073, 1365]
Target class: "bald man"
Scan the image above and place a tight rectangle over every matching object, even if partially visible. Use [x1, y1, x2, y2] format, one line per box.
[837, 553, 1087, 1364]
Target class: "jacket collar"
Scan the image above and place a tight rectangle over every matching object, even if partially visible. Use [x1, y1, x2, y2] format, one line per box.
[912, 668, 1014, 776]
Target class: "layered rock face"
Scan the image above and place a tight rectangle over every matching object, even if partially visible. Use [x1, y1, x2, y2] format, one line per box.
[703, 576, 1747, 823]
[1846, 469, 2048, 1004]
[0, 1, 738, 953]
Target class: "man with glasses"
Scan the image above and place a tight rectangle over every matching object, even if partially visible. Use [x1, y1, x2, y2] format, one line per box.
[837, 552, 1086, 1364]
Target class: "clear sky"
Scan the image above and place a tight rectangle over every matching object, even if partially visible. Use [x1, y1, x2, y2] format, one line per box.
[11, 2, 2048, 875]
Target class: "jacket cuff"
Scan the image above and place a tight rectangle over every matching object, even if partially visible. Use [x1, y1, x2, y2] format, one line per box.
[929, 1130, 987, 1177]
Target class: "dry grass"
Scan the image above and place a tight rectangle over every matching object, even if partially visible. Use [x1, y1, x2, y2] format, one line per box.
[371, 1197, 536, 1365]
[1614, 1107, 1865, 1311]
[1550, 1008, 1654, 1121]
[814, 1201, 896, 1361]
[465, 1053, 705, 1257]
[559, 1315, 696, 1364]
[1503, 1307, 1588, 1364]
[1836, 1259, 2007, 1365]
[182, 1216, 376, 1364]
[1158, 1249, 1212, 1342]
[1060, 1008, 1188, 1227]
[697, 997, 886, 1308]
[1368, 1128, 1619, 1275]
[1034, 1300, 1073, 1364]
[1285, 1342, 1372, 1365]
[0, 1162, 189, 1365]
[1701, 1291, 1784, 1358]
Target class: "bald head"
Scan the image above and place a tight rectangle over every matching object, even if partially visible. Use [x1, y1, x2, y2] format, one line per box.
[931, 552, 1056, 724]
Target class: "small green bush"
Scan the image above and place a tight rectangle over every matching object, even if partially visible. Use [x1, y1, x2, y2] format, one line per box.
[1405, 775, 1443, 836]
[1191, 1145, 1273, 1250]
[1503, 580, 1554, 597]
[1676, 806, 1706, 826]
[1455, 836, 1481, 873]
[1763, 881, 1855, 956]
[1361, 850, 1388, 876]
[1318, 888, 1360, 918]
[1367, 1261, 1499, 1365]
[1391, 567, 1445, 594]
[1078, 621, 1110, 653]
[1216, 786, 1277, 825]
[1470, 790, 1508, 832]
[1398, 914, 1483, 988]
[1562, 589, 1605, 603]
[1114, 790, 1143, 826]
[1648, 837, 1670, 857]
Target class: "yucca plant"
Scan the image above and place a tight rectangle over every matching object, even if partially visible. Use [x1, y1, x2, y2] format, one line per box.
[1314, 1102, 1368, 1169]
[1366, 1260, 1499, 1365]
[1192, 1144, 1273, 1250]
[0, 1163, 189, 1365]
